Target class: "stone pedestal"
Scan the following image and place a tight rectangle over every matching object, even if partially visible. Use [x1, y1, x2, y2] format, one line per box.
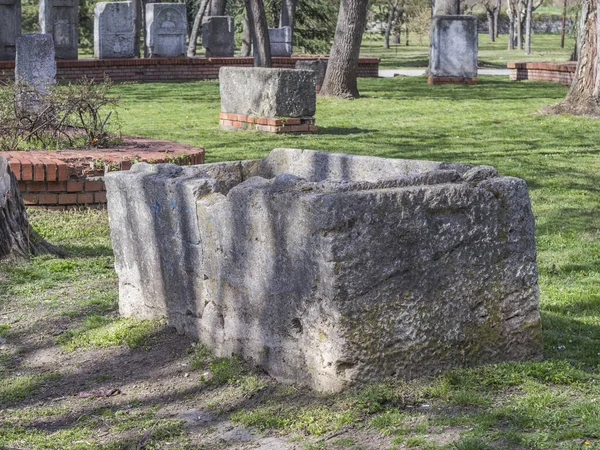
[268, 26, 292, 57]
[94, 2, 135, 59]
[106, 148, 543, 392]
[295, 60, 327, 93]
[429, 15, 478, 85]
[15, 34, 56, 112]
[0, 0, 21, 61]
[219, 67, 316, 133]
[202, 16, 234, 57]
[39, 0, 78, 60]
[145, 3, 187, 58]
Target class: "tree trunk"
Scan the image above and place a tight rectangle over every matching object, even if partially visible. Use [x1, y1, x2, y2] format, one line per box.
[280, 0, 297, 49]
[541, 0, 600, 116]
[508, 6, 515, 50]
[434, 0, 460, 15]
[517, 10, 523, 49]
[245, 0, 272, 68]
[241, 10, 252, 56]
[561, 0, 567, 48]
[320, 0, 370, 99]
[210, 0, 227, 15]
[487, 10, 494, 42]
[384, 1, 396, 49]
[0, 157, 64, 261]
[525, 0, 532, 54]
[494, 0, 501, 38]
[132, 0, 142, 57]
[187, 0, 211, 57]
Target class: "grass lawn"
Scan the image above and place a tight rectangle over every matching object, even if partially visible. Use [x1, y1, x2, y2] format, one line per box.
[0, 76, 598, 449]
[361, 33, 576, 69]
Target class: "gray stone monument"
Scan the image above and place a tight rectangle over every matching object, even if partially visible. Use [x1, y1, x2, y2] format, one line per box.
[39, 0, 78, 60]
[429, 15, 478, 84]
[106, 148, 543, 392]
[0, 0, 21, 61]
[268, 26, 292, 57]
[15, 34, 56, 112]
[94, 2, 135, 59]
[145, 3, 187, 58]
[201, 16, 234, 57]
[295, 60, 327, 92]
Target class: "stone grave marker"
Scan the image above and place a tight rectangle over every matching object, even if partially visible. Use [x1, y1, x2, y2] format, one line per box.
[15, 34, 56, 112]
[295, 60, 327, 92]
[268, 26, 292, 57]
[39, 0, 78, 60]
[145, 3, 187, 58]
[202, 16, 234, 57]
[94, 2, 135, 59]
[0, 0, 21, 61]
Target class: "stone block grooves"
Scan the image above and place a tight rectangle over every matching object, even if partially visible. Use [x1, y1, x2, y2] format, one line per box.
[106, 148, 543, 392]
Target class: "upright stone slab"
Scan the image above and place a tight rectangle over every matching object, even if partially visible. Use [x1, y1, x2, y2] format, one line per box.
[268, 26, 292, 57]
[201, 16, 234, 57]
[429, 15, 478, 85]
[94, 2, 135, 59]
[106, 149, 543, 392]
[0, 0, 21, 61]
[145, 3, 187, 58]
[15, 34, 56, 112]
[295, 60, 327, 93]
[39, 0, 78, 60]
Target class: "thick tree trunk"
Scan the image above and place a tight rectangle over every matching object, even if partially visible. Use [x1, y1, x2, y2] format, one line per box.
[187, 0, 211, 57]
[241, 10, 252, 56]
[525, 0, 532, 54]
[487, 10, 494, 42]
[0, 157, 64, 261]
[542, 0, 600, 116]
[245, 0, 272, 67]
[320, 0, 370, 99]
[209, 0, 227, 15]
[280, 0, 297, 29]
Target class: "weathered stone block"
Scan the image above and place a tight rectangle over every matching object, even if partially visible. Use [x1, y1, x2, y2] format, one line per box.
[145, 3, 187, 58]
[15, 34, 56, 112]
[268, 26, 292, 57]
[39, 0, 78, 60]
[0, 0, 21, 61]
[430, 15, 478, 80]
[106, 149, 543, 392]
[94, 2, 135, 59]
[202, 16, 234, 57]
[295, 60, 327, 92]
[220, 67, 316, 118]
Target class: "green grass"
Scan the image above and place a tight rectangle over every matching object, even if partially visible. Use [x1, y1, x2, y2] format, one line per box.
[0, 74, 598, 449]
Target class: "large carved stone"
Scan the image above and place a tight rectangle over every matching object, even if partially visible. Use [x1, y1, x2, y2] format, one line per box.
[94, 2, 135, 59]
[0, 0, 21, 61]
[39, 0, 78, 60]
[106, 149, 543, 392]
[145, 3, 187, 58]
[15, 34, 56, 112]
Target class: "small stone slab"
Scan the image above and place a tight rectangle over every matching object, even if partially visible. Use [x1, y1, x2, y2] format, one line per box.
[268, 26, 292, 57]
[202, 16, 234, 57]
[295, 60, 327, 92]
[0, 0, 21, 61]
[39, 0, 79, 60]
[145, 3, 187, 58]
[15, 33, 56, 107]
[430, 15, 478, 82]
[94, 2, 135, 59]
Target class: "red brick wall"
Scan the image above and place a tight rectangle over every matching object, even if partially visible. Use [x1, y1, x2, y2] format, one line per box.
[0, 56, 380, 83]
[508, 62, 575, 86]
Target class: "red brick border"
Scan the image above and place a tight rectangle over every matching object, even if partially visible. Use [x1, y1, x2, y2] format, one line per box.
[219, 113, 317, 133]
[0, 56, 380, 83]
[2, 144, 205, 208]
[507, 61, 575, 86]
[428, 76, 478, 85]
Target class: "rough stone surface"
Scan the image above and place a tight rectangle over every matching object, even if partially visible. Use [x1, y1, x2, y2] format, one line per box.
[268, 26, 292, 57]
[295, 60, 327, 91]
[220, 67, 316, 118]
[15, 34, 56, 111]
[94, 2, 135, 59]
[145, 3, 187, 58]
[106, 148, 543, 392]
[430, 15, 478, 79]
[202, 16, 234, 57]
[0, 0, 21, 61]
[39, 0, 78, 60]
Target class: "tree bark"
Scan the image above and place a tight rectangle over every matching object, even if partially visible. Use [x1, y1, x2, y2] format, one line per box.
[0, 157, 64, 261]
[508, 2, 515, 50]
[245, 0, 272, 68]
[494, 0, 501, 38]
[517, 8, 523, 49]
[209, 0, 227, 15]
[542, 0, 600, 116]
[434, 0, 460, 15]
[525, 0, 533, 54]
[320, 0, 370, 99]
[132, 0, 142, 57]
[187, 0, 211, 57]
[561, 0, 567, 48]
[384, 0, 397, 49]
[241, 10, 252, 56]
[487, 9, 494, 42]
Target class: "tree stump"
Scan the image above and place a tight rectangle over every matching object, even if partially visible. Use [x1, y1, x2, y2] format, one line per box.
[0, 156, 64, 261]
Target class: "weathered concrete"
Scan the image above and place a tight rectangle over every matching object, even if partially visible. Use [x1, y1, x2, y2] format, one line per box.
[295, 60, 327, 91]
[145, 3, 187, 57]
[15, 34, 56, 112]
[430, 15, 478, 80]
[106, 148, 543, 392]
[219, 67, 316, 118]
[268, 26, 292, 57]
[0, 0, 21, 61]
[202, 16, 234, 57]
[39, 0, 78, 60]
[94, 2, 135, 59]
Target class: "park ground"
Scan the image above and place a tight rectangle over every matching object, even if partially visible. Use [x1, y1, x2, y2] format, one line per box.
[0, 37, 599, 449]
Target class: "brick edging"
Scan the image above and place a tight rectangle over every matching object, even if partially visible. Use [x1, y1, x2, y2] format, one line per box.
[219, 113, 317, 133]
[508, 61, 576, 86]
[428, 76, 478, 85]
